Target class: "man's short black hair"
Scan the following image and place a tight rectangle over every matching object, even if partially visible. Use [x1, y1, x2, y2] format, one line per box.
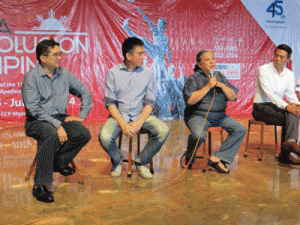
[122, 37, 144, 60]
[36, 39, 60, 64]
[275, 44, 292, 58]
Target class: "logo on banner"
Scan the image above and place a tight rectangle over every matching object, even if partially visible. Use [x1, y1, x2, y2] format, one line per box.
[266, 0, 286, 28]
[216, 64, 240, 80]
[0, 9, 90, 120]
[266, 0, 283, 18]
[0, 18, 12, 35]
[265, 0, 286, 28]
[33, 10, 71, 31]
[0, 10, 89, 75]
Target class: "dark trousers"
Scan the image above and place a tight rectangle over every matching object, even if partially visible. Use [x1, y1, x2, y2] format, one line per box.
[25, 116, 91, 186]
[252, 103, 299, 155]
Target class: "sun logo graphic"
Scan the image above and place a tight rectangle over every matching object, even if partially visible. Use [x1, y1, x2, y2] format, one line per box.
[32, 10, 71, 31]
[0, 9, 89, 75]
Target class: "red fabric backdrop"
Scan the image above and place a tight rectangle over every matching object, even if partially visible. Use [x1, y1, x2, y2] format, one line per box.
[0, 0, 276, 124]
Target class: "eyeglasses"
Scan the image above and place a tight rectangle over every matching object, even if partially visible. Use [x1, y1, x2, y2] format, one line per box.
[47, 52, 63, 57]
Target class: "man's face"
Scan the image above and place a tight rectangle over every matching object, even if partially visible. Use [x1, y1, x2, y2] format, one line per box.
[273, 49, 290, 70]
[41, 45, 62, 69]
[127, 46, 146, 68]
[199, 51, 216, 73]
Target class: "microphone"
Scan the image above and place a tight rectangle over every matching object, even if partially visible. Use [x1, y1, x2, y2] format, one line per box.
[209, 70, 214, 78]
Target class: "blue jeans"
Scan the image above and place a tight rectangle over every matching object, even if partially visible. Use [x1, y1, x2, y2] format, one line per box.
[185, 114, 246, 164]
[99, 115, 170, 170]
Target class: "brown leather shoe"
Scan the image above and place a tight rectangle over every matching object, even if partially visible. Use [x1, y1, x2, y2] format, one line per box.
[278, 150, 293, 168]
[287, 155, 300, 165]
[282, 141, 300, 157]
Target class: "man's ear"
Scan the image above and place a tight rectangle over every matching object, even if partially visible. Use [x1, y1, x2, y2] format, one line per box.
[126, 52, 132, 61]
[197, 62, 202, 70]
[40, 55, 47, 64]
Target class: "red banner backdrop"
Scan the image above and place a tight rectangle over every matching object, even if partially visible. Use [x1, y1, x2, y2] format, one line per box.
[0, 0, 276, 124]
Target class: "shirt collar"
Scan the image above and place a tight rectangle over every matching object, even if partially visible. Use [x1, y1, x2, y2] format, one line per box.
[120, 62, 143, 72]
[197, 69, 212, 78]
[37, 64, 62, 78]
[271, 62, 287, 76]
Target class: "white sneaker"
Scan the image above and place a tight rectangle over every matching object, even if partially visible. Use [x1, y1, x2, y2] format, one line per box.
[111, 162, 122, 178]
[136, 164, 153, 179]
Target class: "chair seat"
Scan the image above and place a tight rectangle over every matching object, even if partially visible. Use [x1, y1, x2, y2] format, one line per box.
[249, 118, 268, 125]
[244, 118, 281, 161]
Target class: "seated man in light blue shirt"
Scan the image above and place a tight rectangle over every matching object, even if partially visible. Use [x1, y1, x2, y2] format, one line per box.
[99, 37, 170, 179]
[22, 39, 93, 203]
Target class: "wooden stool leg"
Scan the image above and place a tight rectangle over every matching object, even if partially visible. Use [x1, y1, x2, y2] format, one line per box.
[25, 155, 37, 181]
[70, 161, 84, 184]
[137, 133, 141, 155]
[244, 121, 251, 157]
[220, 129, 224, 144]
[258, 124, 264, 161]
[118, 134, 122, 149]
[25, 155, 84, 184]
[208, 131, 212, 156]
[202, 138, 208, 172]
[127, 137, 133, 177]
[274, 126, 279, 158]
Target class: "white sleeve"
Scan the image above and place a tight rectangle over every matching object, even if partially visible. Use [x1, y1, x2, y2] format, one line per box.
[285, 73, 300, 104]
[257, 66, 288, 109]
[295, 77, 300, 92]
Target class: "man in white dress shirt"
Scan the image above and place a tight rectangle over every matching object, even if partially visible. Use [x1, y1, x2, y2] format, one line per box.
[252, 44, 300, 166]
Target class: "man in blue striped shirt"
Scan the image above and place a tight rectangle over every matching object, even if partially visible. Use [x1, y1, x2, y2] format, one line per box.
[99, 37, 170, 179]
[22, 39, 93, 203]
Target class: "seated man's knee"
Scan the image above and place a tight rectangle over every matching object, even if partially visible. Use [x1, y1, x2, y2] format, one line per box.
[157, 123, 170, 141]
[235, 123, 247, 137]
[99, 127, 114, 148]
[190, 129, 206, 141]
[83, 129, 92, 143]
[71, 124, 91, 144]
[241, 125, 247, 135]
[239, 123, 247, 134]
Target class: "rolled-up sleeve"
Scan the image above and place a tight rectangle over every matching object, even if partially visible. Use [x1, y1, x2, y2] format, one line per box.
[103, 70, 118, 108]
[182, 76, 198, 104]
[67, 69, 93, 120]
[143, 71, 158, 111]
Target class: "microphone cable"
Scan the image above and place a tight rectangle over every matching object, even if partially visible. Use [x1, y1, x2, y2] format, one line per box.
[180, 72, 216, 169]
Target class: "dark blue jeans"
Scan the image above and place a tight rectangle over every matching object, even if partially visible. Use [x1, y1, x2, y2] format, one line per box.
[25, 116, 91, 186]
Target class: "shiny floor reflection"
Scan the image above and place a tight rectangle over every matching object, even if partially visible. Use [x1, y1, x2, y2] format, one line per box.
[1, 118, 300, 225]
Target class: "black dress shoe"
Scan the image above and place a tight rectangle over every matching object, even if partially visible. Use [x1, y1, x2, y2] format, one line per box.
[53, 166, 75, 176]
[208, 159, 230, 174]
[33, 185, 54, 203]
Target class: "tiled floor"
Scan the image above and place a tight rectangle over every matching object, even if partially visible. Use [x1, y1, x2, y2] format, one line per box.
[1, 118, 300, 225]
